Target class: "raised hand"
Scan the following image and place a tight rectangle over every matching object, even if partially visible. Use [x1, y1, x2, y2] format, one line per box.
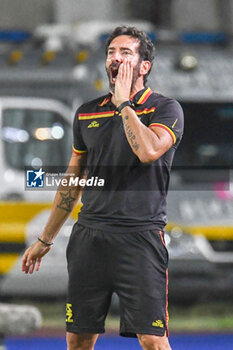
[114, 59, 133, 107]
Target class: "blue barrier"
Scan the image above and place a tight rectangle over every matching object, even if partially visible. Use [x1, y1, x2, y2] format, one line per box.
[0, 31, 31, 42]
[5, 334, 233, 350]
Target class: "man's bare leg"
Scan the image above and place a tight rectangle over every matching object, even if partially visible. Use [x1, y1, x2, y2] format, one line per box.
[137, 334, 172, 350]
[66, 332, 98, 350]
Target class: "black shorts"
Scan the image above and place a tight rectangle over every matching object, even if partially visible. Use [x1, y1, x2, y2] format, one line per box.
[66, 223, 169, 337]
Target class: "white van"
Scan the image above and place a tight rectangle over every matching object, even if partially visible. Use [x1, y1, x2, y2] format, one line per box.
[0, 97, 79, 297]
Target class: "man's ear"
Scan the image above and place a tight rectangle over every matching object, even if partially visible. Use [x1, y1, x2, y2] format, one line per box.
[140, 61, 151, 76]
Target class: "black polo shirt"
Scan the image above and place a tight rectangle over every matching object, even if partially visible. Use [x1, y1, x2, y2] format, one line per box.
[73, 87, 184, 232]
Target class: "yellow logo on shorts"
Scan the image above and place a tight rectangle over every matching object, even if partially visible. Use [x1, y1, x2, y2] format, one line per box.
[66, 303, 73, 323]
[152, 320, 164, 328]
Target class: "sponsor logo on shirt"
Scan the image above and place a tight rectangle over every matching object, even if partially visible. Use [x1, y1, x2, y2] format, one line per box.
[88, 121, 100, 128]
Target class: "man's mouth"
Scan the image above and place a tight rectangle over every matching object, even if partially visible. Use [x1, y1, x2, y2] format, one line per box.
[111, 68, 118, 83]
[109, 63, 120, 84]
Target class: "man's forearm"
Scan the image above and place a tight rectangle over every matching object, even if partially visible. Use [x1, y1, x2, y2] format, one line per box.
[39, 154, 86, 243]
[39, 188, 79, 244]
[121, 106, 160, 163]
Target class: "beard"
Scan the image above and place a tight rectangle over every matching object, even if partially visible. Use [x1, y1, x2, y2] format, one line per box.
[106, 61, 141, 94]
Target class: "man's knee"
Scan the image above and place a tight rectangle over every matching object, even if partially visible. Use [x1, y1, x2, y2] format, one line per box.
[66, 332, 98, 350]
[137, 334, 171, 350]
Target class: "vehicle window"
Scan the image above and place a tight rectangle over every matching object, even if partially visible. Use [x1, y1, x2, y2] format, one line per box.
[1, 108, 72, 171]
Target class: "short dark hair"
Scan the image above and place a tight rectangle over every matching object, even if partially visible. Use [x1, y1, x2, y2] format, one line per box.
[105, 26, 155, 84]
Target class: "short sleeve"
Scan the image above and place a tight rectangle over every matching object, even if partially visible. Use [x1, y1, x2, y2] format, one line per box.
[72, 108, 87, 155]
[149, 98, 184, 146]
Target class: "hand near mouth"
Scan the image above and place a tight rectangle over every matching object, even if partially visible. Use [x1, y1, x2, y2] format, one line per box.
[114, 60, 133, 107]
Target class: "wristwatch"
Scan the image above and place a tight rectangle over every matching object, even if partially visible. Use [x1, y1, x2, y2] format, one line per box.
[117, 100, 135, 113]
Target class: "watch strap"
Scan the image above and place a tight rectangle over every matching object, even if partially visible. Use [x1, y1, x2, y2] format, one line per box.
[117, 100, 134, 113]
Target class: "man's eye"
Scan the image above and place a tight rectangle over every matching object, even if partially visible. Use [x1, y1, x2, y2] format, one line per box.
[123, 51, 132, 56]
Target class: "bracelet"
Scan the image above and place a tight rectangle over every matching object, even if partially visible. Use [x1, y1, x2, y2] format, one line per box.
[37, 237, 54, 247]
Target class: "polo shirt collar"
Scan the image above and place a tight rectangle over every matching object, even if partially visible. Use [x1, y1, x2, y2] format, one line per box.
[133, 87, 152, 105]
[98, 94, 112, 107]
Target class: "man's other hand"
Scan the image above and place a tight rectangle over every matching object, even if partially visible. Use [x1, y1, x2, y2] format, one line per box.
[21, 241, 51, 274]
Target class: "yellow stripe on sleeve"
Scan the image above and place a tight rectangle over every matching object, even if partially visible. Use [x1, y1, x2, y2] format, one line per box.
[72, 145, 87, 155]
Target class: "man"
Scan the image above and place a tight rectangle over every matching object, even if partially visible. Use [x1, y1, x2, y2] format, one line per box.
[22, 26, 183, 350]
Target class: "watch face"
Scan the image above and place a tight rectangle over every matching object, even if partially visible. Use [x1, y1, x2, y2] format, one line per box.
[128, 101, 135, 109]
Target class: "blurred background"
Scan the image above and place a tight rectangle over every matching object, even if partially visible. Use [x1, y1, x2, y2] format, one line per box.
[0, 0, 233, 349]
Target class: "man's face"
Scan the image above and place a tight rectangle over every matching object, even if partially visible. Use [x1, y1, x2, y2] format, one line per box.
[106, 35, 142, 93]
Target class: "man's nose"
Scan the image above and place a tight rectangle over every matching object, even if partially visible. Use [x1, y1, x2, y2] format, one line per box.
[111, 51, 122, 62]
